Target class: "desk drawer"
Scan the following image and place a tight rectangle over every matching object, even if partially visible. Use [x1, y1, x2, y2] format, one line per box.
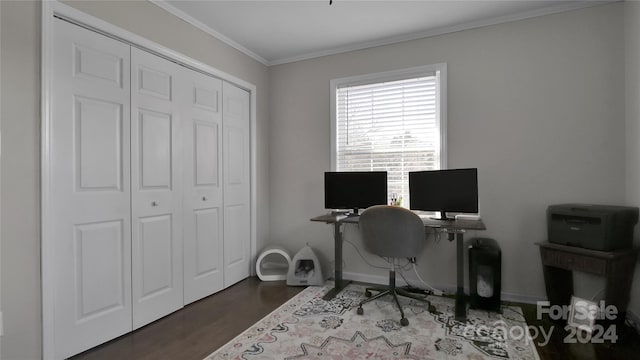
[540, 248, 606, 275]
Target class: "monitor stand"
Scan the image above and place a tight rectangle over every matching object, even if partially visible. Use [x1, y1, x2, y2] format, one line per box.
[431, 211, 455, 221]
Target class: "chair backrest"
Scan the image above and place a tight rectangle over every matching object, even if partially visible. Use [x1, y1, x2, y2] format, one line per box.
[359, 205, 426, 258]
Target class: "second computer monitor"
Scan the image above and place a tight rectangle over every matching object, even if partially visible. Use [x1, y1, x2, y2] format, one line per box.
[324, 171, 388, 215]
[409, 168, 478, 220]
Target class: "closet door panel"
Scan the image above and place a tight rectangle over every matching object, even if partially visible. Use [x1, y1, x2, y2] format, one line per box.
[74, 221, 126, 315]
[138, 109, 172, 187]
[131, 48, 183, 329]
[194, 209, 221, 274]
[195, 122, 219, 185]
[51, 19, 132, 360]
[138, 215, 174, 298]
[222, 81, 251, 287]
[76, 97, 124, 190]
[182, 68, 224, 304]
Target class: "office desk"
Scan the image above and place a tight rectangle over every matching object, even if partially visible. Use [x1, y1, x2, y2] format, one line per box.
[310, 213, 485, 321]
[310, 214, 359, 301]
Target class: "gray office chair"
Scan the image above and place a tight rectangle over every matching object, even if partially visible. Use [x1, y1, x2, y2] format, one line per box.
[356, 205, 434, 326]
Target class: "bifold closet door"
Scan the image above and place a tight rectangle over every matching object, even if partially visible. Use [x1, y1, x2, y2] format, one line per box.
[222, 82, 251, 287]
[51, 19, 133, 359]
[130, 48, 184, 329]
[49, 16, 252, 359]
[181, 68, 225, 304]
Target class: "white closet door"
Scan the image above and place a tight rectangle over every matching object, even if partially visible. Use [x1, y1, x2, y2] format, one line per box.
[130, 48, 183, 329]
[51, 19, 132, 359]
[181, 68, 224, 304]
[222, 82, 251, 287]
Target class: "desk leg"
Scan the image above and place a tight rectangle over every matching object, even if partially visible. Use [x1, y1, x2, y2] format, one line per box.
[542, 265, 572, 310]
[604, 252, 636, 325]
[322, 222, 350, 301]
[455, 232, 467, 322]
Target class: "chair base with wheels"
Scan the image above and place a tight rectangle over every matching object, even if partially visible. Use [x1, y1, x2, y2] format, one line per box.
[354, 205, 435, 326]
[356, 266, 435, 326]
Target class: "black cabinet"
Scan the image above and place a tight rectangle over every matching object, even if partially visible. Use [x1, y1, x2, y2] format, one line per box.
[537, 242, 638, 325]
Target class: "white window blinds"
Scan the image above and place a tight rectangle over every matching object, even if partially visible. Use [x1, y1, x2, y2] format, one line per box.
[335, 72, 442, 208]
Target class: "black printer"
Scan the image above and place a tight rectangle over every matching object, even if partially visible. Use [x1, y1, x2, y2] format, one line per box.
[547, 204, 639, 251]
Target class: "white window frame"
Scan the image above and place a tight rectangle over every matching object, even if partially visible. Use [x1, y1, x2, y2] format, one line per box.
[329, 63, 448, 200]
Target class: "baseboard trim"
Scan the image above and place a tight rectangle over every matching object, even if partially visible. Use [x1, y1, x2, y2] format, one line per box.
[342, 271, 393, 287]
[342, 271, 546, 305]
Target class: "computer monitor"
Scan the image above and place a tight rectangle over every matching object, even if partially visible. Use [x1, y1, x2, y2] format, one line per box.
[409, 168, 478, 220]
[324, 171, 388, 215]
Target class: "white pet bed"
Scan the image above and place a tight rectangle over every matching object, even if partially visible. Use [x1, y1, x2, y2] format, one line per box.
[256, 246, 291, 281]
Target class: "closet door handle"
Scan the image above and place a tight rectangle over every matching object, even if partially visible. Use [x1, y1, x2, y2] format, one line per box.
[202, 196, 207, 201]
[151, 201, 159, 207]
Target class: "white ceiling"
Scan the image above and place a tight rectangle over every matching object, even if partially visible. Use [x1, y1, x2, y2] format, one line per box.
[152, 0, 609, 66]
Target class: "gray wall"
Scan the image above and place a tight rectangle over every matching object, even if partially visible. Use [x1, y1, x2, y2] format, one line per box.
[1, 2, 42, 358]
[268, 3, 626, 300]
[0, 1, 269, 358]
[625, 0, 640, 320]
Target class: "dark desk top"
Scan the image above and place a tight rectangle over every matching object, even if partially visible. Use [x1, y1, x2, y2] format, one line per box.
[311, 213, 486, 231]
[310, 213, 359, 223]
[422, 217, 486, 231]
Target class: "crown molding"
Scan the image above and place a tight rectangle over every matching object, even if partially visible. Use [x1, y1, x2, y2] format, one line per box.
[269, 0, 614, 66]
[152, 0, 615, 67]
[150, 0, 269, 66]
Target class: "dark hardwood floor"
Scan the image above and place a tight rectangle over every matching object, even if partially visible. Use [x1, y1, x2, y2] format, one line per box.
[71, 277, 303, 360]
[516, 302, 640, 360]
[72, 278, 639, 360]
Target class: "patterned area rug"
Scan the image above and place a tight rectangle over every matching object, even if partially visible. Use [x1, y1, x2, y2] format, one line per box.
[205, 283, 540, 360]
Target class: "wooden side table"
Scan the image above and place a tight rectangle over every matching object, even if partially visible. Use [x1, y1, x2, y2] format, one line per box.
[537, 242, 638, 324]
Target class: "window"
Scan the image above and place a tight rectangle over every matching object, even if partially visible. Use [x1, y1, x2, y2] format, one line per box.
[330, 64, 447, 209]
